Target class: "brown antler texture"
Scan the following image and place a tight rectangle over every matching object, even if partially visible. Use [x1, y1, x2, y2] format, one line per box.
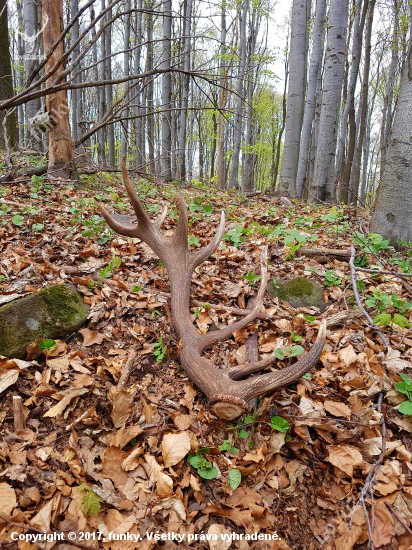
[97, 157, 326, 420]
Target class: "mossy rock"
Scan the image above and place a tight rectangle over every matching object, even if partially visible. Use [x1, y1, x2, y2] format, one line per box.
[0, 284, 89, 359]
[267, 277, 326, 311]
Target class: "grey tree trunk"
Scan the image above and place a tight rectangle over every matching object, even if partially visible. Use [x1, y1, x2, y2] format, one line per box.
[134, 0, 143, 169]
[16, 0, 25, 147]
[370, 40, 412, 244]
[228, 0, 248, 189]
[0, 0, 18, 152]
[121, 0, 131, 160]
[279, 0, 310, 197]
[335, 0, 367, 195]
[161, 0, 172, 181]
[70, 0, 80, 142]
[23, 0, 41, 147]
[379, 0, 399, 183]
[309, 0, 349, 203]
[217, 4, 227, 190]
[96, 2, 106, 166]
[145, 1, 155, 175]
[105, 5, 115, 167]
[295, 0, 326, 198]
[351, 0, 375, 204]
[176, 0, 193, 182]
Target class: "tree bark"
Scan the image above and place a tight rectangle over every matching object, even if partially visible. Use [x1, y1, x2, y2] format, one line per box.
[370, 39, 412, 244]
[279, 0, 310, 197]
[41, 0, 77, 179]
[161, 0, 172, 181]
[0, 0, 18, 152]
[309, 0, 349, 203]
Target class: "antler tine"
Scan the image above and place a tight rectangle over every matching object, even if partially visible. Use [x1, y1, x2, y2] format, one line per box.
[199, 246, 269, 351]
[120, 156, 153, 228]
[171, 195, 189, 248]
[154, 206, 168, 228]
[228, 354, 278, 380]
[238, 319, 326, 402]
[97, 202, 141, 238]
[191, 211, 226, 268]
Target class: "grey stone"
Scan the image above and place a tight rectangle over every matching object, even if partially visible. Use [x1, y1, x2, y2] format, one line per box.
[0, 284, 89, 359]
[267, 277, 326, 311]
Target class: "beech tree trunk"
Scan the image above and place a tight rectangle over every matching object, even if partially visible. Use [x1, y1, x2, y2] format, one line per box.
[370, 40, 412, 244]
[161, 0, 172, 181]
[309, 0, 349, 203]
[41, 0, 77, 179]
[279, 0, 310, 197]
[0, 0, 18, 152]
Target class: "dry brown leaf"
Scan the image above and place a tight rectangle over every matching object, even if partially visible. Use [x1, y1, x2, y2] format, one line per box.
[109, 387, 135, 428]
[43, 387, 88, 418]
[79, 328, 104, 346]
[170, 412, 192, 431]
[324, 400, 351, 419]
[0, 483, 16, 515]
[372, 500, 395, 547]
[0, 369, 19, 394]
[327, 445, 363, 477]
[161, 431, 191, 467]
[155, 471, 174, 498]
[338, 344, 358, 366]
[102, 446, 128, 488]
[207, 524, 232, 550]
[122, 445, 144, 471]
[202, 505, 255, 530]
[334, 525, 363, 550]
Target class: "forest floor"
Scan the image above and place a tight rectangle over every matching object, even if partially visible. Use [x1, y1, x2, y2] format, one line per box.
[1, 166, 412, 550]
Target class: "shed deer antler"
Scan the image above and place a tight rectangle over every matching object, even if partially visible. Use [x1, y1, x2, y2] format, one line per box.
[97, 158, 326, 420]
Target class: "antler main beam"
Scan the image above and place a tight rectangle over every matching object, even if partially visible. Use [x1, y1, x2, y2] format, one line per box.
[97, 158, 326, 420]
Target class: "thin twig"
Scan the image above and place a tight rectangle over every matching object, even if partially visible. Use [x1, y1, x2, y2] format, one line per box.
[384, 501, 412, 536]
[356, 266, 412, 278]
[349, 245, 389, 348]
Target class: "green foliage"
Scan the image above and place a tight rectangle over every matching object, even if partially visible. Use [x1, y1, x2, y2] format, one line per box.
[228, 469, 242, 490]
[218, 440, 239, 455]
[242, 272, 261, 285]
[39, 339, 57, 350]
[188, 448, 218, 479]
[290, 332, 302, 342]
[132, 285, 142, 292]
[12, 214, 24, 226]
[365, 289, 412, 328]
[77, 485, 102, 516]
[153, 337, 167, 362]
[395, 374, 412, 416]
[188, 234, 201, 248]
[223, 224, 245, 247]
[274, 345, 304, 360]
[353, 231, 392, 255]
[269, 416, 290, 433]
[189, 197, 213, 216]
[321, 207, 344, 223]
[305, 315, 315, 323]
[98, 256, 122, 279]
[324, 270, 342, 287]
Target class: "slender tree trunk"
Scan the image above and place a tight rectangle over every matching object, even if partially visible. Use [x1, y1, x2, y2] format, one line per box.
[272, 47, 289, 192]
[97, 2, 106, 166]
[41, 0, 76, 179]
[145, 1, 155, 174]
[217, 4, 227, 190]
[134, 0, 143, 169]
[70, 0, 80, 142]
[279, 0, 310, 197]
[0, 0, 18, 152]
[380, 0, 399, 183]
[309, 0, 349, 203]
[106, 5, 115, 167]
[351, 0, 375, 204]
[23, 0, 41, 148]
[228, 0, 248, 189]
[336, 0, 368, 201]
[161, 0, 172, 181]
[176, 0, 193, 182]
[295, 0, 326, 198]
[121, 0, 131, 160]
[16, 0, 25, 147]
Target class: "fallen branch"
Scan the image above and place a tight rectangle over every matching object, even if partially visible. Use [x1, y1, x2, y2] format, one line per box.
[349, 245, 389, 348]
[384, 501, 412, 537]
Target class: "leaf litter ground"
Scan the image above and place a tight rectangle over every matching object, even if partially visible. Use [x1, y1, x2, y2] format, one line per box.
[1, 172, 412, 550]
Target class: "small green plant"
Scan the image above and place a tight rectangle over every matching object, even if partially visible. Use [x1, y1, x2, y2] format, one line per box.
[324, 270, 342, 287]
[223, 224, 245, 247]
[188, 234, 201, 248]
[353, 231, 393, 255]
[187, 448, 218, 479]
[0, 275, 5, 283]
[321, 207, 344, 223]
[274, 345, 305, 360]
[365, 290, 412, 328]
[269, 416, 292, 442]
[305, 315, 315, 323]
[153, 337, 167, 362]
[98, 256, 122, 279]
[39, 339, 57, 351]
[77, 485, 102, 516]
[11, 214, 24, 227]
[290, 332, 302, 343]
[395, 374, 412, 415]
[218, 440, 239, 455]
[132, 285, 142, 292]
[228, 469, 242, 490]
[242, 272, 261, 285]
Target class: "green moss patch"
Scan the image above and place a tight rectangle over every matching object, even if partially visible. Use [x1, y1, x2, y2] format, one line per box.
[267, 277, 326, 311]
[0, 284, 89, 359]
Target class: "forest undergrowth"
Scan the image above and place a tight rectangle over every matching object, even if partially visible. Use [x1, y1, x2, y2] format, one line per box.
[1, 169, 412, 550]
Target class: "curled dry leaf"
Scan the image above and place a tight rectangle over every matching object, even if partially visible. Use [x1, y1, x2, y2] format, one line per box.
[79, 328, 104, 346]
[324, 400, 351, 419]
[43, 387, 88, 418]
[0, 369, 19, 394]
[161, 431, 191, 468]
[207, 524, 232, 550]
[327, 445, 364, 477]
[0, 483, 16, 515]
